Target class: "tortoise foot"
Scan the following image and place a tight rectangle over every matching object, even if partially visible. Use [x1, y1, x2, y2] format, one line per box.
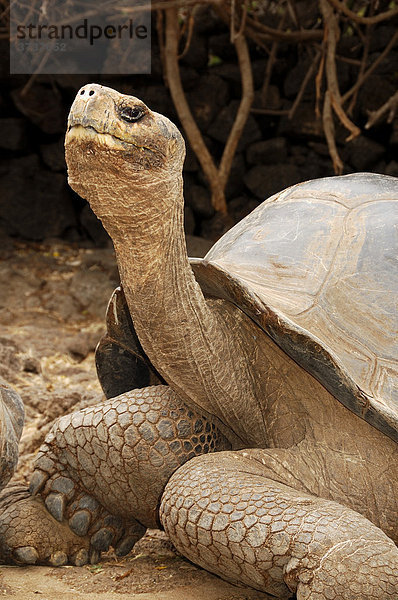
[0, 483, 92, 565]
[29, 462, 145, 560]
[0, 479, 145, 566]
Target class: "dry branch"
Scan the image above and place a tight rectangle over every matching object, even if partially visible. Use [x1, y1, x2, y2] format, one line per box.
[342, 30, 398, 103]
[164, 5, 254, 214]
[219, 28, 254, 190]
[326, 0, 398, 25]
[323, 90, 343, 174]
[164, 6, 224, 210]
[320, 0, 360, 169]
[289, 50, 321, 120]
[365, 90, 398, 129]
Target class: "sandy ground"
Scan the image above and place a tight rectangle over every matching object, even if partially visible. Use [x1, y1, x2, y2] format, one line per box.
[0, 235, 273, 600]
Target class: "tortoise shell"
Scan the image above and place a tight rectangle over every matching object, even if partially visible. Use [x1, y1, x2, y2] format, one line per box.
[96, 173, 398, 442]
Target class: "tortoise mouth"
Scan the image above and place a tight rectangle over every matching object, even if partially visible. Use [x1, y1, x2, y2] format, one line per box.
[66, 124, 140, 151]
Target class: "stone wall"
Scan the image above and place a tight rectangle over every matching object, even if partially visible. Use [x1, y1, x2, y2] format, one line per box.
[1, 6, 397, 245]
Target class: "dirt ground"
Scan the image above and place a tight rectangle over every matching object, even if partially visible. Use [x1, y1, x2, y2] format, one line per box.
[0, 234, 272, 600]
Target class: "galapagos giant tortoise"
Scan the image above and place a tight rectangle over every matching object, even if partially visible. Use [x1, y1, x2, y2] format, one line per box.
[0, 84, 396, 600]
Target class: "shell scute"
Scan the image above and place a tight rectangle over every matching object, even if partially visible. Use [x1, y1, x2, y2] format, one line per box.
[199, 174, 398, 440]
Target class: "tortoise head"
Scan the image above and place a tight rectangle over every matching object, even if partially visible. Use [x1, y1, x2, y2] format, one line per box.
[65, 84, 185, 221]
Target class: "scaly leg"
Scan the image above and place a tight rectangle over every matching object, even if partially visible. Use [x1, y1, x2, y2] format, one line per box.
[160, 452, 398, 600]
[0, 385, 230, 565]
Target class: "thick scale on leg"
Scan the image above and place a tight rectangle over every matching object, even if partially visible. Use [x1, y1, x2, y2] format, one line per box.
[0, 385, 230, 565]
[160, 452, 398, 600]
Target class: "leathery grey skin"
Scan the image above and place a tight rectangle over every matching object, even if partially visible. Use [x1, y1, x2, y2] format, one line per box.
[0, 84, 396, 600]
[0, 384, 24, 489]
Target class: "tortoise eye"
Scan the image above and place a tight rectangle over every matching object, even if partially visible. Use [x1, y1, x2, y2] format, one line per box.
[120, 106, 145, 123]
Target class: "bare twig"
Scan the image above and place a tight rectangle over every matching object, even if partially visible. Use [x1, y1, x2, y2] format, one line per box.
[230, 0, 248, 43]
[245, 16, 323, 42]
[365, 90, 398, 129]
[342, 30, 398, 103]
[315, 44, 325, 118]
[164, 5, 254, 213]
[219, 28, 254, 190]
[323, 90, 343, 174]
[326, 0, 398, 25]
[219, 2, 324, 43]
[164, 6, 224, 210]
[251, 108, 290, 115]
[178, 7, 196, 59]
[347, 13, 372, 115]
[289, 50, 321, 120]
[320, 0, 360, 150]
[260, 10, 286, 108]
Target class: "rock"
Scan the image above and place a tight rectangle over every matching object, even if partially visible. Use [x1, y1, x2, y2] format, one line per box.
[246, 138, 288, 165]
[208, 101, 261, 151]
[186, 185, 215, 219]
[228, 196, 260, 224]
[211, 63, 241, 84]
[0, 337, 40, 383]
[385, 160, 398, 177]
[0, 118, 28, 151]
[342, 136, 385, 170]
[244, 163, 302, 200]
[181, 32, 208, 70]
[209, 33, 236, 61]
[80, 204, 111, 247]
[390, 119, 398, 146]
[11, 84, 66, 135]
[66, 332, 99, 361]
[369, 25, 398, 52]
[184, 205, 196, 236]
[252, 86, 282, 111]
[184, 144, 199, 172]
[187, 74, 230, 130]
[284, 57, 315, 99]
[179, 66, 200, 90]
[0, 155, 76, 240]
[40, 139, 66, 172]
[225, 153, 246, 198]
[193, 5, 222, 35]
[251, 60, 268, 89]
[81, 248, 119, 280]
[70, 268, 116, 320]
[278, 103, 323, 139]
[200, 212, 234, 241]
[357, 75, 396, 116]
[185, 235, 213, 258]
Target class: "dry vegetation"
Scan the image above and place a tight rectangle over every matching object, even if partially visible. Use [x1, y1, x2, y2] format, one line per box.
[2, 0, 398, 212]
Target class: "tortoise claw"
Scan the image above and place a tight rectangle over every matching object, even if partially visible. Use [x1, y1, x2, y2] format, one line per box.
[72, 548, 89, 566]
[13, 546, 38, 565]
[45, 492, 66, 522]
[49, 551, 68, 566]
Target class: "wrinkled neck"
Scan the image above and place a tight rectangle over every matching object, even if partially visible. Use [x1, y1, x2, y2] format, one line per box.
[96, 175, 251, 447]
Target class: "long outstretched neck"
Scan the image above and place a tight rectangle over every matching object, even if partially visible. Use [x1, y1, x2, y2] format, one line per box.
[99, 175, 251, 446]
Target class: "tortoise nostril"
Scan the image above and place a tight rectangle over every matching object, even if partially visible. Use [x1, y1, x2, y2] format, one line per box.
[89, 90, 95, 96]
[80, 89, 85, 95]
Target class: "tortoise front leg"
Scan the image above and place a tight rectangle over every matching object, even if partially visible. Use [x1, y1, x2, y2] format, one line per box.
[0, 385, 230, 565]
[160, 452, 398, 600]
